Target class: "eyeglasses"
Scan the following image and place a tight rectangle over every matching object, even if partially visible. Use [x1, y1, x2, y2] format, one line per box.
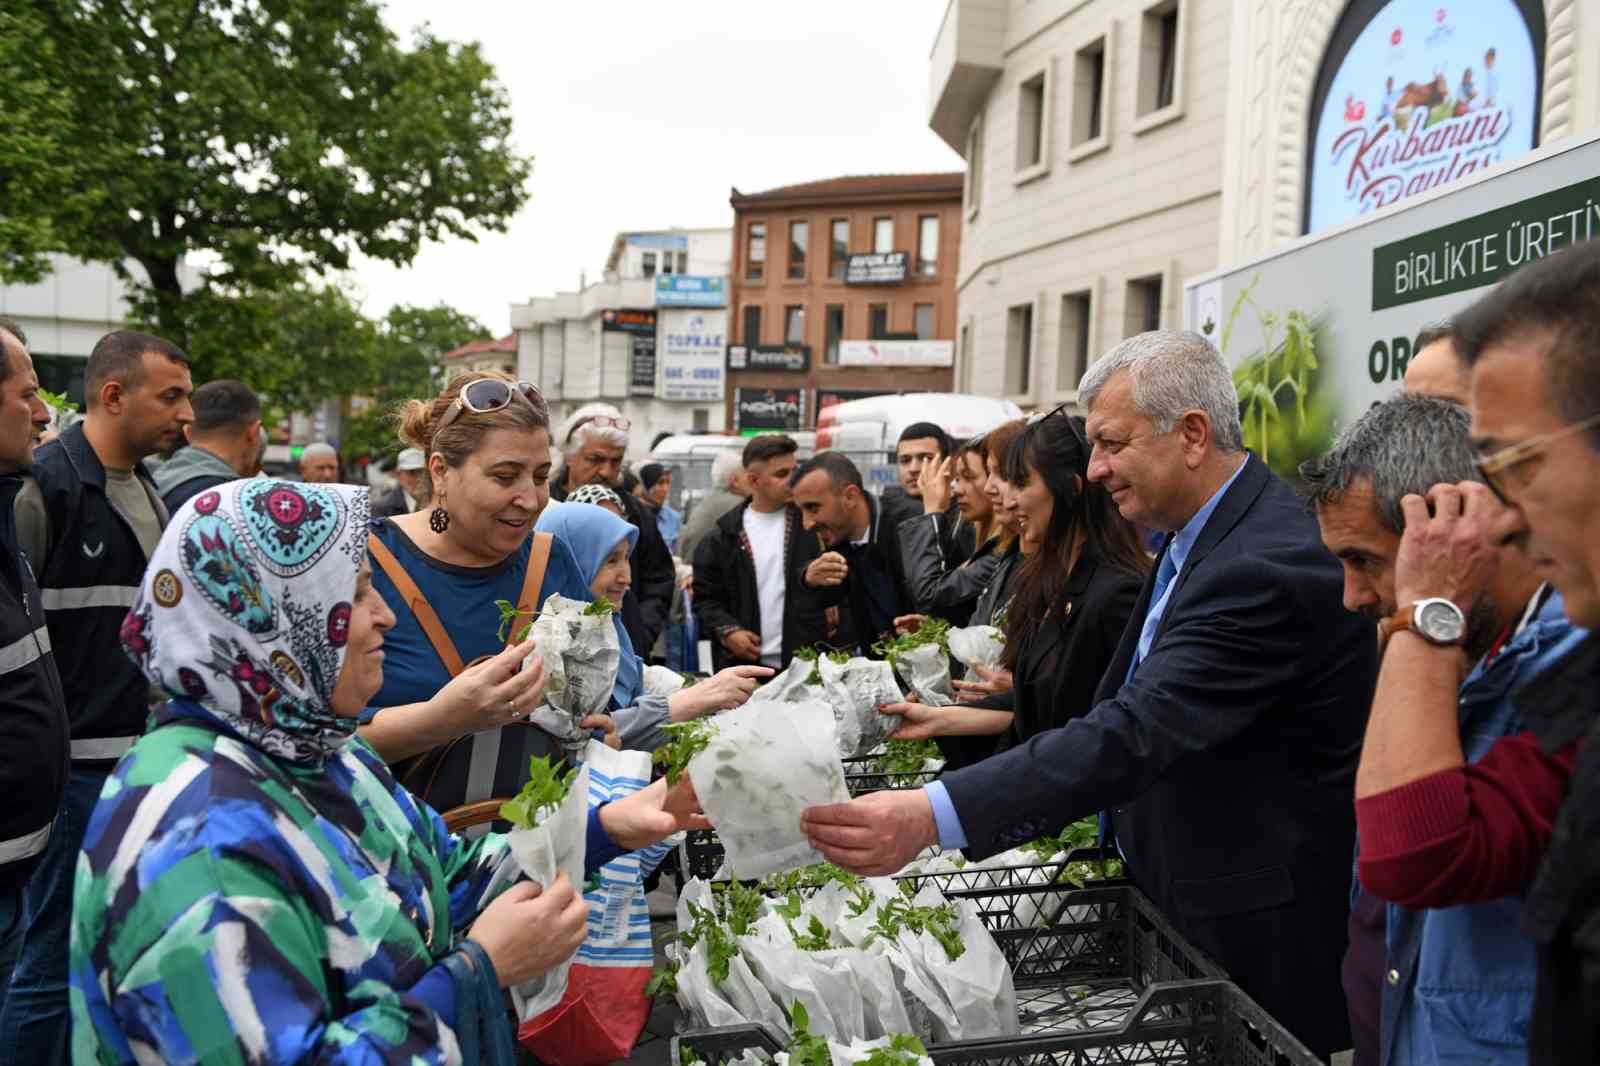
[566, 413, 633, 443]
[1474, 411, 1600, 505]
[435, 379, 545, 438]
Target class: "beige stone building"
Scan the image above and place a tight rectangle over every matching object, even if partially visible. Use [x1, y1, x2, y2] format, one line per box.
[930, 0, 1600, 409]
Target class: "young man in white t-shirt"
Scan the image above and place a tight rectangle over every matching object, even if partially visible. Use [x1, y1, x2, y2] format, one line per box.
[693, 433, 822, 672]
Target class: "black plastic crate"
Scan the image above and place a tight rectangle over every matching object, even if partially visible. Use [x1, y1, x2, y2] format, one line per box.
[842, 753, 942, 796]
[672, 980, 1324, 1066]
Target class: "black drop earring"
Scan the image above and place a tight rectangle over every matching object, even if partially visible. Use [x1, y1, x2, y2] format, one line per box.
[429, 497, 450, 534]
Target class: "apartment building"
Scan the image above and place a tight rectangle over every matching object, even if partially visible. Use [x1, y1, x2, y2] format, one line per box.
[725, 173, 964, 433]
[930, 0, 1600, 410]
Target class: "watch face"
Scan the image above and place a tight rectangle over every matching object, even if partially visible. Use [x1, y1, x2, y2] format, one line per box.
[1417, 600, 1465, 644]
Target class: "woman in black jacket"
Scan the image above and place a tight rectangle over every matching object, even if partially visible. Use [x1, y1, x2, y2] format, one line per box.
[883, 409, 1149, 769]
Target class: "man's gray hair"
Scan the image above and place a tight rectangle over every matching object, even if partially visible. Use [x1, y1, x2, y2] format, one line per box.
[560, 402, 630, 454]
[1301, 392, 1480, 534]
[711, 448, 743, 490]
[1078, 330, 1244, 453]
[301, 442, 337, 461]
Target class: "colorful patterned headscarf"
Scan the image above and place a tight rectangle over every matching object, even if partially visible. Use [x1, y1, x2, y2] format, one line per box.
[120, 479, 371, 763]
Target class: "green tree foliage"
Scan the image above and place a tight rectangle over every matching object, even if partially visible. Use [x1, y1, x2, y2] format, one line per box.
[0, 0, 528, 391]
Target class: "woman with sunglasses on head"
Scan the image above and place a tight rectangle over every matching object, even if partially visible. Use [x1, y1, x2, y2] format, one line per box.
[881, 411, 1149, 768]
[894, 433, 1015, 630]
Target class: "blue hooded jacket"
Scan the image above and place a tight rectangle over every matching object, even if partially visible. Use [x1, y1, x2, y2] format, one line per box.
[533, 502, 643, 709]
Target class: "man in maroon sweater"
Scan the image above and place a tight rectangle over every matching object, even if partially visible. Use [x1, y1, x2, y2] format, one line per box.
[1353, 239, 1600, 1066]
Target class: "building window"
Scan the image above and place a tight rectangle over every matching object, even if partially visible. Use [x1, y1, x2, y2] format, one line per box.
[677, 250, 689, 273]
[959, 322, 972, 392]
[784, 305, 805, 345]
[1058, 289, 1094, 394]
[873, 216, 894, 254]
[1126, 275, 1164, 336]
[965, 118, 983, 219]
[641, 251, 657, 278]
[1006, 303, 1034, 397]
[825, 304, 844, 365]
[1138, 1, 1181, 119]
[788, 220, 809, 280]
[868, 304, 889, 340]
[1071, 35, 1111, 155]
[692, 408, 709, 432]
[742, 304, 763, 344]
[1016, 69, 1048, 173]
[829, 218, 849, 279]
[660, 251, 674, 276]
[746, 222, 766, 281]
[914, 304, 935, 341]
[916, 216, 939, 277]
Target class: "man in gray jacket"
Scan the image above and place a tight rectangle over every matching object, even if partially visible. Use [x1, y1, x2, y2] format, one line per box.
[679, 447, 747, 564]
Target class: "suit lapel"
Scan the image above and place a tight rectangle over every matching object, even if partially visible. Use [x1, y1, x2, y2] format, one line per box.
[1096, 541, 1167, 703]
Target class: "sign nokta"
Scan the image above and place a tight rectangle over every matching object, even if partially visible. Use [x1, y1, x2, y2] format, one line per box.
[735, 387, 804, 435]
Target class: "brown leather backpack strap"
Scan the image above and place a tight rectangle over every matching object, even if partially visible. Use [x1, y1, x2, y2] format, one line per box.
[509, 531, 554, 649]
[368, 533, 466, 677]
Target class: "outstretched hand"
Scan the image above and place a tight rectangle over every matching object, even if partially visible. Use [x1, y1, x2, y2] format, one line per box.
[800, 790, 940, 876]
[878, 701, 942, 740]
[599, 776, 710, 851]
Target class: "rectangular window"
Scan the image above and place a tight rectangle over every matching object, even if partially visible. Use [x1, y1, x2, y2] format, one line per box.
[825, 304, 844, 365]
[692, 408, 709, 432]
[829, 218, 849, 279]
[1006, 303, 1034, 396]
[965, 120, 983, 217]
[1073, 37, 1108, 147]
[868, 304, 889, 340]
[746, 222, 766, 281]
[788, 220, 809, 280]
[1058, 290, 1093, 393]
[1126, 275, 1164, 336]
[677, 250, 689, 274]
[873, 216, 894, 254]
[1139, 1, 1180, 115]
[641, 251, 657, 278]
[914, 304, 935, 341]
[916, 215, 939, 277]
[1017, 71, 1046, 170]
[784, 305, 805, 345]
[742, 304, 763, 345]
[959, 322, 972, 391]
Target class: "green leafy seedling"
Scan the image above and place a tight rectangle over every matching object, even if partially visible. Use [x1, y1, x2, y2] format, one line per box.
[858, 1034, 930, 1066]
[498, 755, 579, 830]
[652, 719, 719, 786]
[582, 597, 616, 616]
[783, 1003, 832, 1066]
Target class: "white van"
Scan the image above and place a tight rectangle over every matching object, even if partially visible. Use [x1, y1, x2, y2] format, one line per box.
[813, 394, 1024, 493]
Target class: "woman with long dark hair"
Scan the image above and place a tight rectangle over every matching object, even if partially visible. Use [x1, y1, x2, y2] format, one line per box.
[882, 409, 1148, 766]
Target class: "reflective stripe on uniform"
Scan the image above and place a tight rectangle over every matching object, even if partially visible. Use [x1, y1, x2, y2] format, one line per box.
[0, 625, 49, 675]
[0, 821, 51, 864]
[71, 736, 137, 760]
[41, 585, 139, 611]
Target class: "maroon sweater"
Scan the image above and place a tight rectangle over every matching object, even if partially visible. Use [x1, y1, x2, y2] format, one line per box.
[1356, 730, 1580, 907]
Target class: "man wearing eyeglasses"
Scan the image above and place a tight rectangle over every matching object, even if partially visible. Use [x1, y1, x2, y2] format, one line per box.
[1305, 393, 1581, 1066]
[552, 404, 677, 658]
[1344, 240, 1600, 1066]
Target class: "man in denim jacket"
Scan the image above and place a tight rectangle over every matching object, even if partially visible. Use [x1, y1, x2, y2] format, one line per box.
[1307, 392, 1583, 1065]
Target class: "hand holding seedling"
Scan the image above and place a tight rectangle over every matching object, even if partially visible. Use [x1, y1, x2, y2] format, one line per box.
[467, 874, 588, 987]
[431, 637, 548, 733]
[599, 775, 711, 850]
[952, 661, 1012, 702]
[801, 789, 939, 877]
[892, 614, 927, 636]
[877, 701, 943, 741]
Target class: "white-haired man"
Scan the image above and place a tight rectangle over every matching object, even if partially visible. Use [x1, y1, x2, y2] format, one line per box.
[298, 442, 339, 484]
[552, 404, 676, 655]
[799, 330, 1377, 1060]
[678, 448, 748, 565]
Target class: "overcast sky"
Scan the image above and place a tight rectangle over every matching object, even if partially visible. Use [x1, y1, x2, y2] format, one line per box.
[353, 1, 964, 335]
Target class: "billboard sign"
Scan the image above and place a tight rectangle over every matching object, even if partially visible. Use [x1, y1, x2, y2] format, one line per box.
[735, 387, 805, 435]
[837, 340, 954, 368]
[844, 252, 909, 285]
[1186, 132, 1600, 485]
[627, 233, 689, 251]
[629, 334, 656, 396]
[726, 344, 811, 373]
[600, 308, 656, 335]
[1305, 0, 1540, 234]
[655, 275, 727, 307]
[659, 309, 726, 402]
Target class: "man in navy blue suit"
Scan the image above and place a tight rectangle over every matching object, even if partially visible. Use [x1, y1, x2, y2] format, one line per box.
[803, 330, 1378, 1060]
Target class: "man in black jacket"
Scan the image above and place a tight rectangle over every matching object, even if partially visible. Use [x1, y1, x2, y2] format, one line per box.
[790, 452, 917, 655]
[802, 331, 1376, 1060]
[693, 435, 846, 671]
[881, 421, 974, 569]
[0, 318, 69, 1020]
[551, 404, 675, 656]
[2, 330, 191, 1060]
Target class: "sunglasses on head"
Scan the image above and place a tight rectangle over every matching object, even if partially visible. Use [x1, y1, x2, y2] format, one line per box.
[435, 379, 545, 437]
[566, 413, 633, 443]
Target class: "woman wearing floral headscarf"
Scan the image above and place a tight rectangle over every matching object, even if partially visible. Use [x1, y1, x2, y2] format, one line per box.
[70, 480, 700, 1065]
